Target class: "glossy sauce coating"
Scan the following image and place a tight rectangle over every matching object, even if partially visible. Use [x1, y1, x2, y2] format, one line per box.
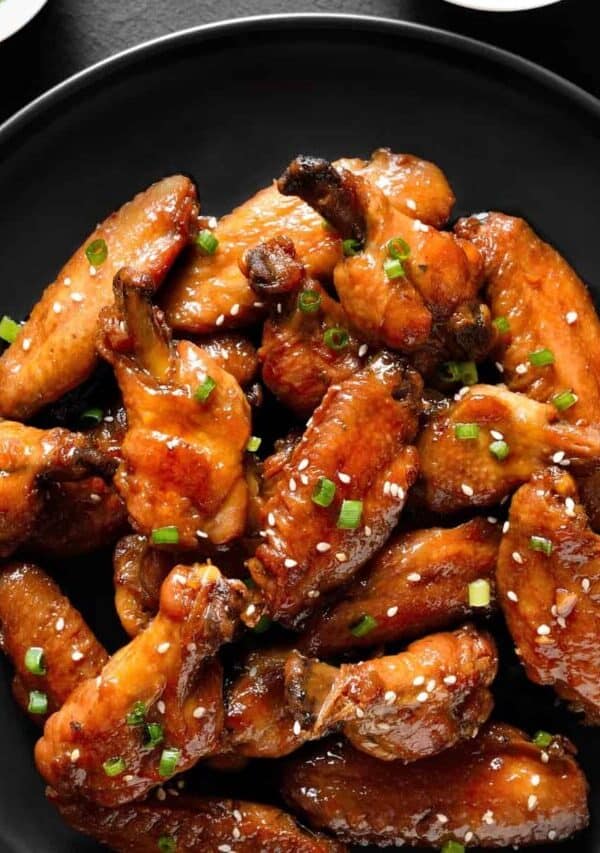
[498, 468, 600, 723]
[282, 724, 589, 847]
[113, 535, 174, 638]
[0, 175, 198, 419]
[300, 518, 500, 656]
[35, 564, 247, 806]
[0, 563, 108, 721]
[249, 353, 421, 626]
[194, 332, 259, 388]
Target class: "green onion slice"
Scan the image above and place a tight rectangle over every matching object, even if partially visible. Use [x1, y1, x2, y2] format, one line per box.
[151, 526, 179, 546]
[158, 747, 181, 778]
[28, 690, 48, 715]
[252, 614, 272, 634]
[323, 327, 349, 351]
[552, 389, 578, 411]
[103, 756, 127, 777]
[0, 315, 21, 344]
[350, 614, 378, 638]
[454, 423, 480, 440]
[246, 436, 262, 453]
[195, 230, 219, 255]
[158, 836, 177, 853]
[312, 476, 336, 508]
[24, 647, 46, 676]
[532, 730, 554, 748]
[441, 842, 465, 853]
[80, 407, 103, 425]
[342, 238, 362, 256]
[493, 316, 510, 334]
[194, 376, 217, 402]
[85, 238, 108, 266]
[145, 722, 164, 748]
[337, 499, 363, 529]
[387, 236, 411, 261]
[489, 440, 510, 461]
[383, 257, 405, 280]
[528, 348, 555, 367]
[298, 289, 322, 313]
[468, 579, 491, 608]
[439, 360, 478, 386]
[126, 700, 147, 727]
[529, 535, 553, 556]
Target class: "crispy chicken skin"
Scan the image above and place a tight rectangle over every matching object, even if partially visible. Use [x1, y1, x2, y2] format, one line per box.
[278, 157, 482, 352]
[456, 212, 600, 424]
[162, 150, 455, 334]
[249, 353, 421, 626]
[35, 563, 247, 806]
[301, 518, 500, 657]
[417, 384, 600, 513]
[282, 723, 589, 848]
[0, 563, 108, 721]
[98, 270, 251, 548]
[194, 332, 259, 388]
[244, 236, 365, 417]
[498, 468, 600, 723]
[0, 176, 198, 420]
[50, 792, 347, 853]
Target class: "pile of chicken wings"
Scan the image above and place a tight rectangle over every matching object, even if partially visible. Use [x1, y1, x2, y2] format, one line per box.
[1, 149, 599, 851]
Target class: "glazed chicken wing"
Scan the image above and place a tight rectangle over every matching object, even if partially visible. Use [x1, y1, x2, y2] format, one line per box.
[248, 353, 421, 626]
[300, 518, 500, 657]
[418, 384, 600, 513]
[98, 269, 251, 548]
[51, 791, 346, 853]
[0, 176, 198, 420]
[498, 468, 600, 723]
[0, 563, 107, 721]
[35, 563, 247, 806]
[282, 723, 589, 848]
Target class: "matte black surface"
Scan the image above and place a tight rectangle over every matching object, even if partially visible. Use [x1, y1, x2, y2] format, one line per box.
[0, 13, 599, 853]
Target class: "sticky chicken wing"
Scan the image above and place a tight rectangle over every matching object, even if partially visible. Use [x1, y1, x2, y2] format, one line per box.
[98, 269, 251, 548]
[35, 563, 247, 806]
[0, 176, 198, 420]
[244, 235, 365, 417]
[248, 353, 421, 626]
[418, 384, 600, 513]
[162, 150, 455, 334]
[456, 212, 600, 424]
[300, 518, 500, 657]
[51, 791, 346, 853]
[0, 563, 108, 721]
[498, 468, 600, 723]
[282, 723, 589, 848]
[278, 156, 483, 353]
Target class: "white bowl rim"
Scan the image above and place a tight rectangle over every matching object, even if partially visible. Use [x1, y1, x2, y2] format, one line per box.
[0, 0, 48, 43]
[443, 0, 562, 10]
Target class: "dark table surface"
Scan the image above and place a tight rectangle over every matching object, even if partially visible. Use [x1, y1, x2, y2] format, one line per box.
[0, 0, 596, 124]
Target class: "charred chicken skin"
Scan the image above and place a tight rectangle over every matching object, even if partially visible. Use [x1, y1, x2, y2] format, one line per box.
[0, 176, 198, 420]
[249, 353, 421, 626]
[300, 518, 500, 657]
[35, 563, 247, 806]
[98, 269, 251, 548]
[498, 468, 600, 723]
[282, 723, 589, 848]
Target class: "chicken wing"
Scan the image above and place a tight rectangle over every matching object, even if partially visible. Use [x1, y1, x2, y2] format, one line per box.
[248, 353, 421, 626]
[282, 723, 588, 848]
[417, 384, 600, 513]
[244, 235, 365, 417]
[161, 150, 455, 334]
[194, 332, 259, 387]
[278, 156, 482, 353]
[113, 535, 174, 638]
[50, 791, 346, 853]
[0, 562, 107, 721]
[0, 176, 198, 420]
[300, 518, 500, 657]
[456, 212, 600, 424]
[98, 269, 251, 548]
[498, 467, 600, 723]
[35, 563, 247, 806]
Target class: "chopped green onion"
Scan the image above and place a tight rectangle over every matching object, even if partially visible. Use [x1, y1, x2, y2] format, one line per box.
[552, 389, 578, 412]
[383, 257, 406, 280]
[454, 423, 480, 440]
[194, 376, 217, 402]
[532, 730, 553, 748]
[0, 315, 21, 344]
[145, 722, 164, 748]
[28, 690, 48, 715]
[489, 440, 510, 461]
[323, 327, 349, 351]
[337, 499, 363, 530]
[342, 238, 362, 257]
[85, 238, 108, 266]
[151, 526, 179, 546]
[528, 348, 555, 367]
[387, 237, 411, 261]
[80, 407, 103, 425]
[312, 476, 336, 508]
[468, 579, 491, 608]
[441, 842, 465, 853]
[298, 289, 322, 313]
[439, 360, 478, 386]
[195, 230, 219, 255]
[24, 647, 46, 676]
[529, 535, 553, 556]
[158, 836, 177, 853]
[103, 757, 126, 777]
[252, 614, 272, 634]
[126, 700, 147, 727]
[350, 614, 378, 638]
[493, 316, 510, 334]
[158, 747, 181, 778]
[246, 436, 262, 453]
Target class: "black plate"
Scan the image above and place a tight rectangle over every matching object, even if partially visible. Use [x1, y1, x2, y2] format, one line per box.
[1, 13, 600, 852]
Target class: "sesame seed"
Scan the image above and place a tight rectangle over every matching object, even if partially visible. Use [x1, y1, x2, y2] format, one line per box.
[71, 650, 84, 661]
[336, 552, 348, 563]
[416, 691, 428, 703]
[384, 690, 397, 704]
[196, 529, 208, 539]
[487, 516, 498, 524]
[245, 604, 256, 617]
[289, 477, 297, 492]
[55, 617, 65, 631]
[436, 814, 448, 824]
[461, 483, 474, 497]
[527, 794, 538, 811]
[70, 749, 81, 763]
[552, 451, 565, 463]
[123, 774, 134, 783]
[267, 512, 275, 527]
[157, 701, 166, 715]
[407, 572, 421, 583]
[495, 362, 504, 373]
[216, 314, 225, 326]
[233, 809, 243, 823]
[565, 497, 576, 517]
[358, 344, 368, 357]
[537, 624, 551, 636]
[300, 474, 309, 485]
[307, 590, 320, 598]
[52, 301, 62, 313]
[316, 542, 331, 553]
[515, 363, 528, 375]
[70, 292, 84, 302]
[63, 277, 71, 285]
[490, 429, 504, 441]
[426, 679, 436, 693]
[507, 590, 519, 602]
[512, 552, 524, 565]
[383, 481, 391, 496]
[531, 774, 540, 787]
[387, 606, 398, 618]
[293, 720, 302, 736]
[193, 705, 206, 719]
[405, 198, 417, 211]
[284, 558, 298, 568]
[218, 846, 232, 852]
[232, 827, 241, 840]
[156, 788, 166, 801]
[355, 707, 365, 718]
[483, 810, 495, 825]
[582, 577, 591, 593]
[230, 303, 240, 316]
[413, 676, 425, 686]
[464, 832, 474, 843]
[298, 458, 309, 471]
[565, 311, 578, 324]
[338, 472, 351, 484]
[21, 338, 31, 351]
[157, 642, 170, 654]
[541, 751, 549, 764]
[548, 830, 557, 840]
[253, 301, 264, 309]
[443, 675, 457, 686]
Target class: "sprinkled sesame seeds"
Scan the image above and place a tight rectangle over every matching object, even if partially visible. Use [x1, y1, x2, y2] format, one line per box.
[70, 749, 81, 763]
[443, 675, 457, 686]
[289, 477, 297, 492]
[507, 590, 519, 603]
[338, 471, 351, 484]
[416, 691, 428, 703]
[537, 624, 551, 636]
[464, 831, 474, 843]
[196, 529, 208, 539]
[156, 787, 166, 801]
[70, 292, 84, 303]
[490, 430, 504, 441]
[316, 542, 331, 553]
[358, 343, 368, 357]
[300, 473, 309, 485]
[487, 516, 498, 524]
[284, 558, 298, 568]
[232, 827, 241, 840]
[436, 814, 448, 824]
[515, 363, 528, 375]
[63, 277, 71, 285]
[21, 338, 31, 351]
[307, 590, 320, 598]
[582, 577, 591, 593]
[230, 303, 240, 316]
[233, 809, 243, 823]
[527, 794, 538, 811]
[355, 707, 365, 718]
[293, 720, 302, 736]
[565, 311, 578, 324]
[503, 521, 510, 534]
[496, 362, 504, 373]
[71, 650, 84, 661]
[531, 774, 540, 787]
[298, 458, 309, 471]
[157, 642, 171, 654]
[218, 845, 232, 852]
[407, 572, 421, 583]
[245, 604, 256, 617]
[336, 552, 348, 563]
[552, 451, 565, 463]
[565, 497, 576, 516]
[548, 830, 557, 840]
[483, 810, 495, 825]
[541, 751, 549, 764]
[216, 314, 225, 326]
[123, 774, 134, 783]
[387, 606, 398, 618]
[53, 301, 62, 313]
[55, 617, 65, 632]
[383, 481, 391, 496]
[413, 676, 425, 686]
[384, 690, 397, 704]
[193, 706, 206, 719]
[426, 679, 436, 693]
[512, 551, 524, 565]
[364, 525, 372, 536]
[267, 512, 275, 527]
[253, 301, 264, 309]
[461, 483, 474, 497]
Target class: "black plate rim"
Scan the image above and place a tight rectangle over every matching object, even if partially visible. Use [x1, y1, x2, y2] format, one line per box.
[1, 11, 600, 149]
